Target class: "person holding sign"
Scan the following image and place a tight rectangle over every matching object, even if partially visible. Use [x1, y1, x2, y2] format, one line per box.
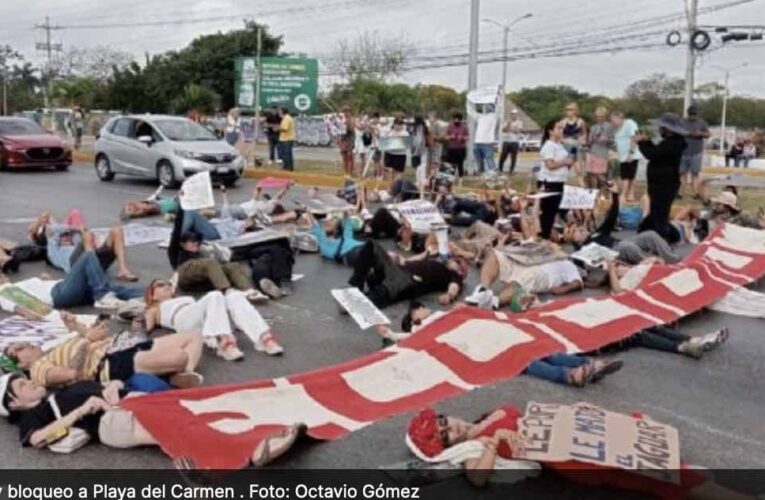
[538, 120, 575, 240]
[406, 406, 748, 498]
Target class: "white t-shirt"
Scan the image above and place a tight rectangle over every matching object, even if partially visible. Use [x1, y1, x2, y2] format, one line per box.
[503, 119, 524, 143]
[539, 140, 571, 183]
[510, 260, 581, 294]
[474, 113, 498, 145]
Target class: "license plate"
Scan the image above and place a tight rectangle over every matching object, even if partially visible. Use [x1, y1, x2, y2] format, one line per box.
[217, 166, 230, 174]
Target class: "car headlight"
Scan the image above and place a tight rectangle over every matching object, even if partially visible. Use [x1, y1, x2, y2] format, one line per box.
[174, 149, 202, 160]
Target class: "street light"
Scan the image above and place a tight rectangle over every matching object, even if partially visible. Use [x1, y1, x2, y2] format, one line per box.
[711, 62, 749, 156]
[481, 13, 533, 95]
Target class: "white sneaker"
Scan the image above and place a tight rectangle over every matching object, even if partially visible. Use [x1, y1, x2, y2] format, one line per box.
[464, 286, 488, 305]
[245, 289, 270, 303]
[477, 292, 498, 310]
[217, 342, 245, 361]
[94, 292, 125, 310]
[255, 332, 284, 356]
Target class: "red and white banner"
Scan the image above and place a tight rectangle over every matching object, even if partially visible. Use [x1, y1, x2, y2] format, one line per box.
[121, 224, 765, 469]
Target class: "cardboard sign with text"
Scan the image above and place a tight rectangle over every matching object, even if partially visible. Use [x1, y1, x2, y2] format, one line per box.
[518, 401, 681, 484]
[391, 200, 446, 234]
[559, 186, 599, 210]
[179, 171, 215, 210]
[331, 287, 390, 330]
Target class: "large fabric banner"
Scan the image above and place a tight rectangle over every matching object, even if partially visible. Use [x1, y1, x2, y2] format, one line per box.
[122, 224, 765, 469]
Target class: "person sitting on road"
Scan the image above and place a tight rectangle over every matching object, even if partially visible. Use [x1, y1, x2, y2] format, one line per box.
[405, 406, 749, 499]
[144, 278, 283, 361]
[28, 209, 139, 282]
[0, 372, 305, 464]
[379, 301, 622, 388]
[465, 248, 583, 309]
[348, 240, 468, 308]
[3, 319, 204, 390]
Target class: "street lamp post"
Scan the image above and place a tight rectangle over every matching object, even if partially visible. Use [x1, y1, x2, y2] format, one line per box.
[713, 62, 749, 156]
[482, 13, 533, 95]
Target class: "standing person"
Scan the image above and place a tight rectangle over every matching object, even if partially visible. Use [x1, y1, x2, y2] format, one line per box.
[426, 111, 446, 170]
[635, 112, 687, 242]
[445, 113, 469, 178]
[560, 102, 587, 160]
[355, 112, 371, 175]
[538, 120, 574, 240]
[338, 106, 356, 176]
[264, 106, 281, 165]
[278, 107, 296, 171]
[69, 106, 86, 151]
[499, 109, 523, 175]
[726, 140, 743, 167]
[742, 139, 757, 168]
[611, 111, 640, 202]
[585, 106, 614, 188]
[472, 104, 498, 174]
[381, 116, 409, 181]
[679, 103, 709, 200]
[410, 115, 430, 173]
[225, 108, 241, 146]
[368, 112, 384, 179]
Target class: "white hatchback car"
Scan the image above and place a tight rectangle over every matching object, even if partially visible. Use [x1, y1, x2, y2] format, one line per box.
[94, 114, 246, 187]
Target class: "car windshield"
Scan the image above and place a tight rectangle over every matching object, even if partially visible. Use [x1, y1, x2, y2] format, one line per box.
[154, 119, 218, 141]
[0, 119, 48, 135]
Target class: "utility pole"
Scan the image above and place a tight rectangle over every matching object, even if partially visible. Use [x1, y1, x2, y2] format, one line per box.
[34, 15, 63, 111]
[467, 0, 480, 91]
[482, 14, 532, 96]
[253, 25, 263, 168]
[2, 60, 7, 117]
[682, 0, 698, 117]
[715, 62, 748, 156]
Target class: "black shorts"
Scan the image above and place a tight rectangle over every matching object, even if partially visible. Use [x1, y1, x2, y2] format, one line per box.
[446, 148, 466, 165]
[372, 149, 382, 162]
[384, 153, 406, 173]
[70, 242, 116, 270]
[411, 155, 423, 168]
[102, 341, 154, 382]
[620, 160, 639, 180]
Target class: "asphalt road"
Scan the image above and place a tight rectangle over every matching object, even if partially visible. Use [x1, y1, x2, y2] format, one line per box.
[0, 165, 763, 489]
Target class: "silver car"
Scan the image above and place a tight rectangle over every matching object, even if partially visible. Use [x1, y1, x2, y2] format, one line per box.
[94, 114, 246, 188]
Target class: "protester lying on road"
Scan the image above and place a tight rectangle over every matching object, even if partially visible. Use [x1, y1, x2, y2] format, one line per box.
[144, 279, 283, 360]
[406, 406, 751, 499]
[379, 301, 622, 388]
[0, 373, 305, 465]
[28, 209, 139, 281]
[223, 183, 300, 225]
[4, 325, 204, 390]
[307, 212, 365, 266]
[0, 242, 46, 276]
[348, 240, 467, 308]
[119, 186, 180, 220]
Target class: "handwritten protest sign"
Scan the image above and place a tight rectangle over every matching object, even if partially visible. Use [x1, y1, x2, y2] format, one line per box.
[331, 287, 390, 330]
[391, 200, 446, 234]
[0, 315, 76, 352]
[559, 186, 599, 210]
[179, 171, 215, 210]
[0, 285, 53, 318]
[570, 243, 619, 269]
[92, 224, 171, 247]
[518, 401, 681, 484]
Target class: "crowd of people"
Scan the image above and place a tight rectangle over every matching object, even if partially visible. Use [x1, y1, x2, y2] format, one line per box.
[0, 99, 763, 495]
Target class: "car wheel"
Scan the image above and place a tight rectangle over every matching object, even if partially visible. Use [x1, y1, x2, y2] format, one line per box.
[223, 176, 238, 188]
[157, 161, 178, 188]
[95, 155, 115, 181]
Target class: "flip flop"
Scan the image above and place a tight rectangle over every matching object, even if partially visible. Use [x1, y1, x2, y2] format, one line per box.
[589, 359, 624, 383]
[117, 274, 139, 282]
[251, 423, 305, 467]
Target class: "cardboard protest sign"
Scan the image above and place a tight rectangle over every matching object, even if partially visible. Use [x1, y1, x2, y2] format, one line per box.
[0, 315, 76, 352]
[216, 228, 290, 249]
[300, 194, 353, 216]
[559, 186, 599, 210]
[179, 171, 215, 210]
[518, 401, 681, 484]
[331, 287, 390, 330]
[391, 200, 446, 234]
[256, 177, 292, 189]
[92, 224, 171, 247]
[571, 243, 619, 269]
[0, 285, 53, 318]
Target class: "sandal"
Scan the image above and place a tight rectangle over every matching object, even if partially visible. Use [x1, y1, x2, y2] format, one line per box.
[566, 365, 594, 388]
[251, 423, 306, 467]
[589, 359, 624, 383]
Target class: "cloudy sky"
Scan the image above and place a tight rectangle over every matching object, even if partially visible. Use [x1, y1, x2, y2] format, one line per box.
[4, 0, 764, 97]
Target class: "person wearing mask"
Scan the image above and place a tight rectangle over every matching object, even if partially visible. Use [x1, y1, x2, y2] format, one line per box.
[611, 111, 641, 202]
[679, 104, 709, 200]
[635, 112, 687, 242]
[472, 104, 498, 174]
[586, 106, 614, 188]
[445, 112, 469, 178]
[278, 107, 296, 171]
[264, 106, 281, 165]
[381, 116, 410, 181]
[538, 120, 574, 240]
[499, 109, 523, 175]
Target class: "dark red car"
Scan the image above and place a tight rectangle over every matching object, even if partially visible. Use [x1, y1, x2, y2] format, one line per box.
[0, 117, 72, 171]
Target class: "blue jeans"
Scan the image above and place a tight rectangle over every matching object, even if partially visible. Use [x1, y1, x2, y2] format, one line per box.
[524, 354, 589, 385]
[182, 210, 221, 241]
[452, 198, 492, 225]
[279, 141, 294, 171]
[51, 252, 144, 308]
[473, 143, 496, 173]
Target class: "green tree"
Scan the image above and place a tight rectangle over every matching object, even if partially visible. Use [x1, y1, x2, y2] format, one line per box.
[170, 83, 221, 114]
[508, 85, 589, 126]
[416, 84, 464, 118]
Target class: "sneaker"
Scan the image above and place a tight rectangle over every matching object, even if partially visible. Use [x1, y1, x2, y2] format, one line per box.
[217, 342, 245, 361]
[696, 328, 729, 352]
[477, 290, 497, 310]
[255, 332, 284, 356]
[203, 337, 218, 350]
[464, 285, 489, 305]
[245, 289, 270, 303]
[94, 292, 125, 310]
[169, 371, 204, 389]
[259, 278, 282, 299]
[678, 339, 705, 359]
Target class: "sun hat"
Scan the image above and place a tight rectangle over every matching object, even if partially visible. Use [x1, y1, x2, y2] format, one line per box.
[710, 191, 740, 213]
[649, 112, 689, 136]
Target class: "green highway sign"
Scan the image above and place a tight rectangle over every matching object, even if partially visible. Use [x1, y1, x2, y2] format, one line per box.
[234, 56, 318, 114]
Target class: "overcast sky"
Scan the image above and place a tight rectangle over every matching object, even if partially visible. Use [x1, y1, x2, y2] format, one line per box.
[4, 0, 764, 98]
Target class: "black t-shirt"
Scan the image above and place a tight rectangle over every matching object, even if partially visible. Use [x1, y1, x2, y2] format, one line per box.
[265, 113, 281, 137]
[410, 233, 426, 254]
[404, 259, 463, 295]
[18, 381, 116, 446]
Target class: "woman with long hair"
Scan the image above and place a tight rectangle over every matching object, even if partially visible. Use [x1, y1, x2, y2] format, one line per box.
[538, 120, 574, 239]
[144, 279, 284, 362]
[338, 106, 356, 176]
[586, 106, 614, 188]
[559, 102, 587, 180]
